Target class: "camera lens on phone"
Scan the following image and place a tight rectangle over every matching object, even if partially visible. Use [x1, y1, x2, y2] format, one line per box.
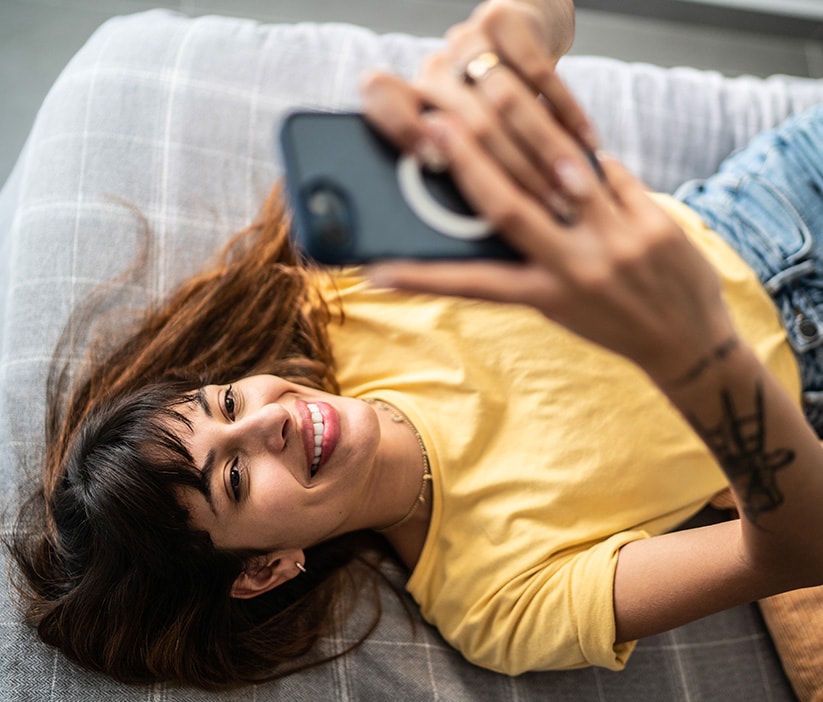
[304, 182, 353, 254]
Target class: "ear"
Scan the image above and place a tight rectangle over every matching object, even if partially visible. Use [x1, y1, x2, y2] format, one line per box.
[230, 549, 306, 600]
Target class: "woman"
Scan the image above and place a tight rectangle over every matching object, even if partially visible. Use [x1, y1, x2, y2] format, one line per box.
[9, 0, 823, 689]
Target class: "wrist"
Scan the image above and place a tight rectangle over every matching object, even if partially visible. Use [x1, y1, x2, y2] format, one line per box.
[666, 335, 742, 390]
[660, 339, 764, 426]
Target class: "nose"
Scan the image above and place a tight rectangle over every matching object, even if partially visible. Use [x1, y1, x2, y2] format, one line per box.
[230, 402, 291, 453]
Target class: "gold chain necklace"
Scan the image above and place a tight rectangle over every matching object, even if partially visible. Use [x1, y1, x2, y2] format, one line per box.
[363, 398, 432, 533]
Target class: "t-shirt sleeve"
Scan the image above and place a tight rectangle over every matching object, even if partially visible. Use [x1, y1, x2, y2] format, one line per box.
[427, 530, 648, 675]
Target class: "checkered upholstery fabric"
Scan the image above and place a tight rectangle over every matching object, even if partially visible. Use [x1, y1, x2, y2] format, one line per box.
[2, 9, 821, 700]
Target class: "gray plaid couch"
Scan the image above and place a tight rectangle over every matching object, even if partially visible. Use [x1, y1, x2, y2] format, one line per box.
[2, 9, 823, 701]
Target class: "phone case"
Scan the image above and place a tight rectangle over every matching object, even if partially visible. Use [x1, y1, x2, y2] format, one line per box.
[278, 111, 520, 264]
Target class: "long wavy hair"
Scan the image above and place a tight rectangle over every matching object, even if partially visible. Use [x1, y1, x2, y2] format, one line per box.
[8, 187, 387, 689]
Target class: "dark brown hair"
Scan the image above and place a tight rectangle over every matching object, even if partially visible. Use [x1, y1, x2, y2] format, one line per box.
[9, 188, 386, 689]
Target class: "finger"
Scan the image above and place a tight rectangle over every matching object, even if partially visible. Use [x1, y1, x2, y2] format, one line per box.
[360, 71, 439, 162]
[545, 152, 648, 232]
[533, 75, 599, 151]
[366, 259, 560, 310]
[596, 155, 655, 215]
[416, 55, 555, 200]
[472, 66, 598, 201]
[423, 112, 570, 265]
[480, 6, 599, 149]
[593, 155, 690, 257]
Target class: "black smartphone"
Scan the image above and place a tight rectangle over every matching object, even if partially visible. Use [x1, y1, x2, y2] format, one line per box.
[278, 111, 521, 264]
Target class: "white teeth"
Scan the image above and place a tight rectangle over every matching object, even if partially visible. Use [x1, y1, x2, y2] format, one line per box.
[307, 403, 324, 473]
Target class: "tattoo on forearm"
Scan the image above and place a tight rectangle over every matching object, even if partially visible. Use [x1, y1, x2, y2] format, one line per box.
[688, 382, 795, 524]
[671, 336, 740, 388]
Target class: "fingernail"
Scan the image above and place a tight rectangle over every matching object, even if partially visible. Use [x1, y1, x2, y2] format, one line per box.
[554, 158, 590, 198]
[414, 136, 449, 172]
[415, 112, 451, 171]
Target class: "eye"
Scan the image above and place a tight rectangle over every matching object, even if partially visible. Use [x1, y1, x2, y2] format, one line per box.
[223, 385, 236, 421]
[229, 459, 242, 500]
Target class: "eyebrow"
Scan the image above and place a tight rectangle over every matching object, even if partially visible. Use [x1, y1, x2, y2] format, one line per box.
[196, 386, 213, 418]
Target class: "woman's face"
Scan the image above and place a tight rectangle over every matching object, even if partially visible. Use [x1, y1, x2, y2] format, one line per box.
[176, 374, 382, 552]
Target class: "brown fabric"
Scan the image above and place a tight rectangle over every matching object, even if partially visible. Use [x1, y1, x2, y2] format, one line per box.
[759, 587, 823, 702]
[709, 487, 737, 512]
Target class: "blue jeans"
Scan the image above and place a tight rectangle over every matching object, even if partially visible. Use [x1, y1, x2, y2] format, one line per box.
[676, 104, 823, 434]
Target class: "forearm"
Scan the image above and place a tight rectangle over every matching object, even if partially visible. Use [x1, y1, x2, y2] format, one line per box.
[664, 339, 823, 590]
[614, 340, 823, 643]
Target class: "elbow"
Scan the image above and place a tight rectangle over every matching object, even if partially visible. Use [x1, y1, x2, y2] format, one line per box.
[738, 523, 823, 596]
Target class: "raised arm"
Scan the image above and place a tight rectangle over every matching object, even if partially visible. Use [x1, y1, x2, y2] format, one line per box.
[362, 41, 823, 640]
[612, 337, 823, 641]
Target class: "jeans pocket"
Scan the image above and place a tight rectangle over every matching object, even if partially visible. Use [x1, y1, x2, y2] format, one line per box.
[687, 172, 823, 354]
[730, 175, 814, 287]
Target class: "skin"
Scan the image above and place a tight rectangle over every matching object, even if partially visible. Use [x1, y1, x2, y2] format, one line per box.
[361, 0, 823, 645]
[176, 375, 432, 598]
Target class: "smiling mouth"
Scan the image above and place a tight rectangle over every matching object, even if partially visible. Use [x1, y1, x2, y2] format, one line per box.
[307, 402, 324, 476]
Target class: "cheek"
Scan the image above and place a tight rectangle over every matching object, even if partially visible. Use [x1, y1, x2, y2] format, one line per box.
[242, 491, 300, 548]
[252, 477, 293, 513]
[251, 472, 310, 523]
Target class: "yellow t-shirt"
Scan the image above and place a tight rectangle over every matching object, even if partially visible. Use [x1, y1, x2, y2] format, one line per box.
[319, 195, 801, 674]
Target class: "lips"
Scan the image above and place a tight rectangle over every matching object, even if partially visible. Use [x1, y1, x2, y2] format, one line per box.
[298, 399, 339, 478]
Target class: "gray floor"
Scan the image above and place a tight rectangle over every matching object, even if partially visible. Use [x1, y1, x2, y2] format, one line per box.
[1, 0, 821, 186]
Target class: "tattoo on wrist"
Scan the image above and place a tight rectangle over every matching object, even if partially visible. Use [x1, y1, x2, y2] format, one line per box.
[688, 382, 794, 525]
[670, 336, 740, 388]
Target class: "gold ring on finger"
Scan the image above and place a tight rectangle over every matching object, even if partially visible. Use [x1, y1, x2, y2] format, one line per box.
[462, 51, 502, 85]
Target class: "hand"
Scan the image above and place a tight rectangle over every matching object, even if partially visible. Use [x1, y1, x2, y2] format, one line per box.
[362, 0, 595, 209]
[367, 110, 737, 387]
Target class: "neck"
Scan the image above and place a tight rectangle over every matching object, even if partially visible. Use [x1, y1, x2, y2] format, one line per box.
[363, 399, 433, 566]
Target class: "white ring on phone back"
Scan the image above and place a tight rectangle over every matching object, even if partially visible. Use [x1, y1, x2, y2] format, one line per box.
[396, 154, 493, 241]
